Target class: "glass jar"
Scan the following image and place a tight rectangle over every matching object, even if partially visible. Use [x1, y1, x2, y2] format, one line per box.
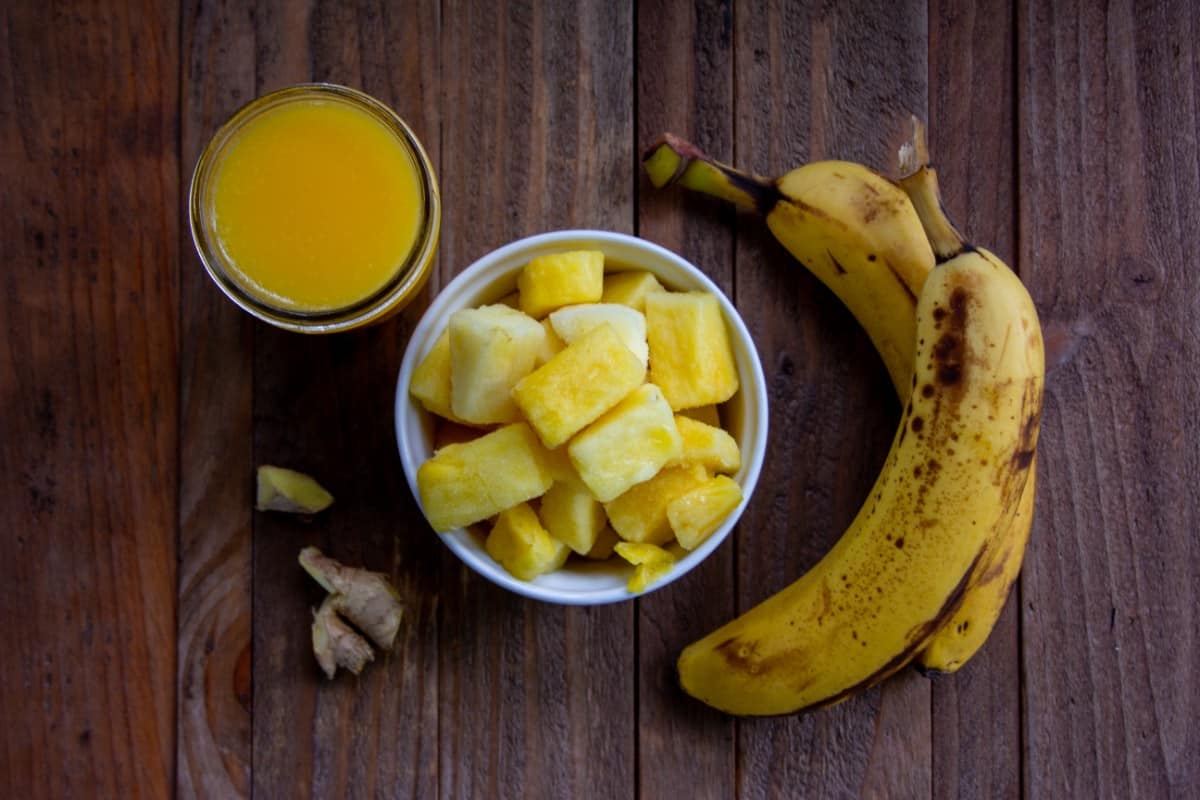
[189, 83, 440, 333]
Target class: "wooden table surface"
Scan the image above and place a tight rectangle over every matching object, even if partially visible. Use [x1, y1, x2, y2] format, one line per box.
[3, 1, 1197, 797]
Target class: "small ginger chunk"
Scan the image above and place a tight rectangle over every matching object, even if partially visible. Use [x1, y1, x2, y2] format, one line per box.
[312, 595, 374, 679]
[256, 466, 334, 515]
[300, 547, 404, 678]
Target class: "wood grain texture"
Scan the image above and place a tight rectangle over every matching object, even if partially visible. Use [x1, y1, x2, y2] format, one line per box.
[436, 1, 636, 798]
[731, 1, 931, 797]
[1018, 0, 1200, 797]
[635, 1, 737, 798]
[926, 1, 1021, 798]
[177, 2, 257, 796]
[0, 3, 179, 797]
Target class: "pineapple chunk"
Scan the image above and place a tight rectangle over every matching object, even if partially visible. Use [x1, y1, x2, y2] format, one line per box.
[666, 415, 741, 474]
[536, 318, 565, 366]
[541, 444, 583, 487]
[485, 503, 570, 581]
[517, 250, 604, 318]
[628, 563, 676, 594]
[628, 561, 675, 593]
[645, 291, 739, 410]
[601, 270, 666, 312]
[667, 475, 743, 550]
[416, 423, 553, 531]
[449, 305, 544, 424]
[409, 330, 465, 423]
[567, 383, 683, 503]
[549, 303, 648, 367]
[539, 481, 606, 555]
[613, 541, 673, 565]
[603, 463, 709, 544]
[585, 525, 620, 560]
[680, 404, 721, 427]
[512, 323, 646, 449]
[614, 541, 676, 593]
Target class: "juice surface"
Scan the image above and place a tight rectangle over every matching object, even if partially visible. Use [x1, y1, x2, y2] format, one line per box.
[211, 99, 423, 312]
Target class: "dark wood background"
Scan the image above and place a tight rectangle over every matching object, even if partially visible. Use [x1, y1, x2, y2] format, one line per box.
[2, 0, 1196, 797]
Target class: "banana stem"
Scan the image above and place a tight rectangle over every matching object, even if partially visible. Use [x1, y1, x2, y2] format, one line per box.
[642, 133, 779, 215]
[897, 117, 968, 262]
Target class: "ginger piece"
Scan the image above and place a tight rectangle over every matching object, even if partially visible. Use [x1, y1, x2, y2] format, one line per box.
[312, 594, 374, 679]
[299, 547, 403, 651]
[256, 466, 334, 514]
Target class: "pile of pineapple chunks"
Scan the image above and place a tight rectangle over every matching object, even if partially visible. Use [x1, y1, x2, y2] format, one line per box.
[411, 250, 745, 593]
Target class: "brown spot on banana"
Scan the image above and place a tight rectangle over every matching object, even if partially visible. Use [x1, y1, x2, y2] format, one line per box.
[883, 258, 919, 303]
[777, 194, 845, 229]
[810, 548, 986, 709]
[828, 251, 848, 275]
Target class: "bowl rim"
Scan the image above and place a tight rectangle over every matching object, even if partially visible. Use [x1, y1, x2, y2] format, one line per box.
[394, 229, 768, 605]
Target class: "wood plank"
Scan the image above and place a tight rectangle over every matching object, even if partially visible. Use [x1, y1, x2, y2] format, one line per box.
[730, 1, 931, 796]
[435, 2, 635, 798]
[239, 4, 444, 798]
[176, 2, 257, 796]
[1017, 0, 1200, 796]
[634, 1, 738, 797]
[926, 1, 1021, 798]
[0, 3, 179, 797]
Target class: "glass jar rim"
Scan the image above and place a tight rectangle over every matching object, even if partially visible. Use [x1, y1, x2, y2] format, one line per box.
[188, 83, 440, 333]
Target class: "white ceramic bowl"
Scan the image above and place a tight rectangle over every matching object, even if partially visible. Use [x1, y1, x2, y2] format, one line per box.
[395, 230, 768, 605]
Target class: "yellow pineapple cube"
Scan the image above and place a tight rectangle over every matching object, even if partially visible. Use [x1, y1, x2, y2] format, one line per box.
[585, 525, 620, 560]
[666, 415, 741, 474]
[517, 250, 604, 318]
[603, 463, 709, 544]
[485, 503, 569, 581]
[614, 541, 676, 593]
[539, 481, 606, 555]
[613, 541, 673, 565]
[416, 423, 553, 531]
[536, 318, 565, 366]
[449, 304, 545, 424]
[667, 475, 743, 550]
[601, 270, 666, 312]
[645, 291, 739, 410]
[540, 444, 583, 487]
[549, 303, 648, 367]
[410, 330, 464, 423]
[680, 404, 721, 427]
[628, 561, 674, 593]
[512, 323, 646, 449]
[567, 383, 683, 503]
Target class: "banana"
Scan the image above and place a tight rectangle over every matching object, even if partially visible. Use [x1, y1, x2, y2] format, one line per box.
[916, 455, 1036, 673]
[643, 135, 934, 397]
[896, 120, 1040, 675]
[644, 132, 1041, 677]
[673, 246, 1044, 715]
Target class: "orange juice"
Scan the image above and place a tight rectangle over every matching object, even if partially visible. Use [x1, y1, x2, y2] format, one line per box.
[212, 99, 422, 311]
[191, 85, 439, 332]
